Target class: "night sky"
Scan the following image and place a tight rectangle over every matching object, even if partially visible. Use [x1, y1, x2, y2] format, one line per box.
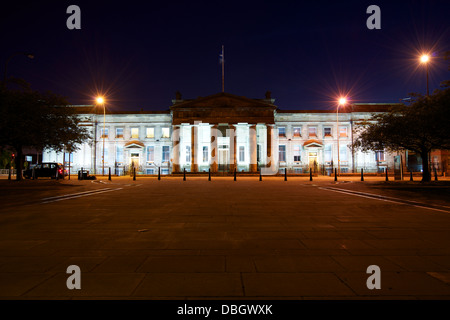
[1, 0, 449, 112]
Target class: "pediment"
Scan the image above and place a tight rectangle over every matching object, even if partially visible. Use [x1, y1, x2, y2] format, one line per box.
[171, 92, 276, 125]
[171, 92, 275, 110]
[303, 139, 323, 148]
[124, 140, 145, 148]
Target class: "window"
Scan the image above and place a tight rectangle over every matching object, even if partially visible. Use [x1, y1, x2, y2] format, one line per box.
[161, 168, 169, 175]
[324, 127, 332, 137]
[146, 169, 155, 175]
[146, 128, 154, 138]
[147, 146, 154, 162]
[293, 127, 301, 137]
[239, 146, 245, 162]
[25, 156, 32, 162]
[185, 146, 191, 163]
[376, 151, 385, 162]
[116, 146, 124, 163]
[279, 145, 286, 162]
[162, 146, 170, 162]
[324, 144, 332, 162]
[101, 128, 108, 138]
[340, 146, 348, 161]
[294, 168, 303, 174]
[308, 127, 317, 137]
[162, 127, 170, 138]
[293, 145, 301, 162]
[278, 127, 286, 138]
[203, 146, 209, 162]
[131, 128, 139, 139]
[116, 128, 123, 138]
[340, 127, 348, 137]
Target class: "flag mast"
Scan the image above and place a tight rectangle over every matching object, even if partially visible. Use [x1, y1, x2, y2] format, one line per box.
[221, 45, 224, 93]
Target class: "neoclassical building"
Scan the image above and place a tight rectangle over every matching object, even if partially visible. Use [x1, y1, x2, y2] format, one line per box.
[43, 92, 403, 175]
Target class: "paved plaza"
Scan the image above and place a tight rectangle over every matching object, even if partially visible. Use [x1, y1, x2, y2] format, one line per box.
[1, 174, 450, 299]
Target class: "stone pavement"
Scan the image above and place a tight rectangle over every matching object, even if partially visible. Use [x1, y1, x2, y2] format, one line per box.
[0, 175, 450, 299]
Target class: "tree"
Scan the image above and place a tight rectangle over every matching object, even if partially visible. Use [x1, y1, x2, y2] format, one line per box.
[0, 81, 91, 180]
[353, 85, 450, 182]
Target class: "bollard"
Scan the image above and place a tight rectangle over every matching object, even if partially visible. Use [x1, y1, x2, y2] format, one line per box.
[183, 168, 186, 181]
[158, 167, 161, 180]
[310, 168, 313, 181]
[385, 168, 389, 181]
[284, 168, 287, 181]
[108, 167, 111, 181]
[334, 168, 337, 182]
[208, 168, 211, 181]
[133, 167, 136, 181]
[234, 168, 236, 181]
[80, 167, 83, 180]
[259, 170, 262, 181]
[434, 167, 438, 181]
[361, 168, 364, 181]
[8, 166, 11, 180]
[410, 171, 413, 181]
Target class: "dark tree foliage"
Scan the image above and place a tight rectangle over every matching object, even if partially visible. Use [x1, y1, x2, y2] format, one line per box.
[0, 81, 90, 180]
[353, 84, 450, 182]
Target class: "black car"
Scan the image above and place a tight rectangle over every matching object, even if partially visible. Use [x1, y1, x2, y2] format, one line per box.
[23, 162, 67, 179]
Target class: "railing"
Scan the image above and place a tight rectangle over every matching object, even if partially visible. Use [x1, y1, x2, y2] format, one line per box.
[0, 169, 16, 175]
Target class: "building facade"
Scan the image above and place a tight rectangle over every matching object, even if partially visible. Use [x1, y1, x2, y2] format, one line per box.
[43, 92, 403, 175]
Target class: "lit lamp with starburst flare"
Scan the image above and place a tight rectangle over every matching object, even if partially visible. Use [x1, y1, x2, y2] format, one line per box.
[96, 96, 106, 175]
[420, 54, 430, 96]
[337, 97, 347, 176]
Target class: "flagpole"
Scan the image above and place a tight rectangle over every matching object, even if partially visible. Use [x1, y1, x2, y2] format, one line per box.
[221, 45, 224, 93]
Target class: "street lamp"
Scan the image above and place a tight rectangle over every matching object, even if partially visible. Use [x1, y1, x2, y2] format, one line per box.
[96, 96, 106, 175]
[3, 52, 34, 85]
[337, 97, 347, 176]
[420, 54, 430, 96]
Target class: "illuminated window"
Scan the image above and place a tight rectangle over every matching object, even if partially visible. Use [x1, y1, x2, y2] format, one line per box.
[162, 146, 170, 162]
[293, 127, 301, 137]
[340, 127, 348, 137]
[308, 127, 317, 137]
[278, 127, 286, 137]
[239, 146, 245, 162]
[279, 145, 286, 162]
[324, 144, 332, 162]
[203, 146, 209, 162]
[116, 128, 123, 138]
[146, 128, 154, 138]
[131, 128, 139, 139]
[376, 151, 385, 162]
[186, 145, 191, 163]
[293, 145, 301, 162]
[147, 146, 154, 162]
[101, 128, 108, 138]
[162, 127, 170, 138]
[116, 146, 124, 163]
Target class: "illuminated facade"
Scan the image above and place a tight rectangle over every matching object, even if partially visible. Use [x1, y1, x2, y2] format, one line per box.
[43, 92, 402, 175]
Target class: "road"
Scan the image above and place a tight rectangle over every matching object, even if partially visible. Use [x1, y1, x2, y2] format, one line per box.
[1, 175, 450, 299]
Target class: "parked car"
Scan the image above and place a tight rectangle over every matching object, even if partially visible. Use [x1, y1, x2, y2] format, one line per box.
[23, 162, 67, 179]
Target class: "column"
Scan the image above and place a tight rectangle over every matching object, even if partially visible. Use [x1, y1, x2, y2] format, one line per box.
[210, 124, 218, 172]
[191, 125, 198, 172]
[172, 125, 180, 173]
[249, 124, 257, 172]
[229, 125, 237, 172]
[266, 124, 273, 168]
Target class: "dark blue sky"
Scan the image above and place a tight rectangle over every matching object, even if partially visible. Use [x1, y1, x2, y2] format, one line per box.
[1, 0, 449, 111]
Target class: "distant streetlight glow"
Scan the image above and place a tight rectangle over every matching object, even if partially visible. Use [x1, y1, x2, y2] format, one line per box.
[420, 55, 429, 63]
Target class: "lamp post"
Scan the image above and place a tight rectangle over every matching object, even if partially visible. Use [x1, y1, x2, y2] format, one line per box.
[3, 52, 34, 86]
[96, 97, 105, 175]
[420, 54, 430, 96]
[337, 97, 347, 176]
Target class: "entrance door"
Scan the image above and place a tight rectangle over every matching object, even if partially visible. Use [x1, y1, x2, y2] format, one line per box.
[218, 146, 229, 172]
[130, 152, 140, 170]
[309, 152, 318, 172]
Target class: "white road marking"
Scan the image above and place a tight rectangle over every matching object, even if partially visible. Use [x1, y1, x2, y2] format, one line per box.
[318, 186, 450, 214]
[41, 188, 123, 204]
